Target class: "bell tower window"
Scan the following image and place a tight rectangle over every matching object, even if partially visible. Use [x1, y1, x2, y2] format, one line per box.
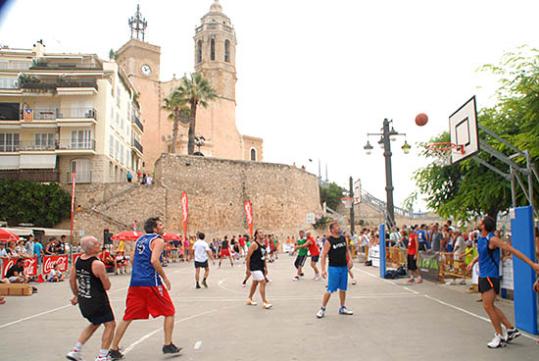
[210, 38, 216, 61]
[250, 148, 257, 161]
[197, 40, 203, 63]
[224, 40, 230, 62]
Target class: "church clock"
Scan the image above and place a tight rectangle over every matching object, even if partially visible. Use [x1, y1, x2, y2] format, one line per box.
[141, 64, 152, 76]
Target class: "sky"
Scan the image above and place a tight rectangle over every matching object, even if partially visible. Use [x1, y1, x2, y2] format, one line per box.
[1, 0, 537, 211]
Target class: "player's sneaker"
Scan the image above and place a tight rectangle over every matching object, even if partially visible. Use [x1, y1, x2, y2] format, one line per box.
[66, 350, 82, 361]
[506, 328, 521, 342]
[263, 302, 272, 309]
[316, 308, 325, 319]
[351, 279, 357, 285]
[487, 333, 506, 348]
[108, 349, 124, 360]
[246, 298, 257, 306]
[162, 343, 182, 354]
[202, 279, 208, 288]
[339, 306, 354, 315]
[95, 355, 111, 361]
[293, 276, 300, 281]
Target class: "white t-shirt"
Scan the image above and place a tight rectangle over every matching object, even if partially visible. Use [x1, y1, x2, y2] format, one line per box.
[193, 239, 210, 263]
[454, 236, 465, 256]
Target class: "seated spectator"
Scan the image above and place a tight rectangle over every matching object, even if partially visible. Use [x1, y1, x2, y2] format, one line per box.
[99, 246, 115, 273]
[47, 264, 65, 282]
[15, 240, 29, 258]
[6, 242, 18, 257]
[6, 259, 28, 283]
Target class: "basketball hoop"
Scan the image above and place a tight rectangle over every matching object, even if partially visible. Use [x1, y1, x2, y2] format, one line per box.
[426, 142, 464, 165]
[341, 197, 353, 209]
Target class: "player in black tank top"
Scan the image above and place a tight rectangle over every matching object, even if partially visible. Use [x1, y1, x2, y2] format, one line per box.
[245, 230, 272, 309]
[67, 236, 115, 361]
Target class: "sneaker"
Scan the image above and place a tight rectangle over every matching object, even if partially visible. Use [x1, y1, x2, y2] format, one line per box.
[95, 356, 111, 361]
[195, 283, 201, 289]
[487, 333, 506, 348]
[506, 328, 521, 342]
[162, 343, 182, 354]
[339, 306, 354, 315]
[351, 279, 357, 285]
[241, 282, 246, 288]
[66, 350, 82, 361]
[313, 275, 320, 281]
[202, 279, 208, 288]
[316, 308, 325, 319]
[246, 298, 257, 306]
[415, 278, 423, 284]
[263, 302, 272, 309]
[293, 276, 300, 281]
[108, 349, 124, 360]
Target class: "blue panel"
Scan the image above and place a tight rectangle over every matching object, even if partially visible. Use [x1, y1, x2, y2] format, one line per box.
[379, 224, 386, 278]
[510, 206, 538, 335]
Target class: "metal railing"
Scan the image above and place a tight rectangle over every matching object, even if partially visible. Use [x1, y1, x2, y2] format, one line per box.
[132, 114, 144, 132]
[0, 139, 95, 152]
[30, 62, 100, 70]
[0, 61, 31, 71]
[19, 78, 98, 90]
[57, 139, 96, 151]
[24, 107, 96, 120]
[133, 138, 143, 153]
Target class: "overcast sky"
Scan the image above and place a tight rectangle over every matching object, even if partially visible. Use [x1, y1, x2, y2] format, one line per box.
[1, 0, 536, 211]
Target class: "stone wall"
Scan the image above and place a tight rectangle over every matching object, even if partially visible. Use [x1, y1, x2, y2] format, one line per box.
[66, 154, 322, 241]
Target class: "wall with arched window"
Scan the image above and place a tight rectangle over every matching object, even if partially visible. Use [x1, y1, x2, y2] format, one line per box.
[197, 40, 203, 63]
[250, 148, 257, 161]
[210, 38, 216, 61]
[224, 39, 230, 63]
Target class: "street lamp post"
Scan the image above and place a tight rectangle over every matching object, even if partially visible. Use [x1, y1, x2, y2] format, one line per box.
[363, 118, 411, 228]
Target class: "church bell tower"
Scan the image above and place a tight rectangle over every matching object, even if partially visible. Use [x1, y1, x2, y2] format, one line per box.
[194, 0, 237, 102]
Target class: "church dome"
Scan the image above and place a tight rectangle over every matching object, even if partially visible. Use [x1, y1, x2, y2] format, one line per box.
[210, 0, 223, 13]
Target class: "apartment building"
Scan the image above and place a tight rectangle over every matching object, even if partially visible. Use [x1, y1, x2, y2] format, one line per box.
[0, 41, 144, 184]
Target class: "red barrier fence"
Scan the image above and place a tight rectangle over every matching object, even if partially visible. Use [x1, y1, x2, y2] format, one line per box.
[42, 254, 69, 275]
[1, 256, 38, 277]
[1, 253, 83, 278]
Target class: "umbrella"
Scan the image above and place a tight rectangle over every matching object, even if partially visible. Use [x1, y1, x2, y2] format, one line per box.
[111, 231, 143, 242]
[0, 228, 19, 243]
[162, 233, 181, 241]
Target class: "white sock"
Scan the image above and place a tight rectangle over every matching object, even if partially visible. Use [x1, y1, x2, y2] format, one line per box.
[73, 342, 82, 352]
[98, 349, 108, 357]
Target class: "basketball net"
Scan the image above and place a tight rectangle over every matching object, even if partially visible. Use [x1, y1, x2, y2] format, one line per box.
[426, 142, 464, 166]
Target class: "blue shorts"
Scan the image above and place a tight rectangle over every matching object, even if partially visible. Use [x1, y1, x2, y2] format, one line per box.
[327, 266, 348, 293]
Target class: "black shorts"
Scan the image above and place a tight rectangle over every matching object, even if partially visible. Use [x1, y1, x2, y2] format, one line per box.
[194, 261, 209, 269]
[311, 255, 320, 263]
[478, 276, 500, 294]
[294, 255, 307, 269]
[83, 307, 114, 325]
[407, 254, 417, 271]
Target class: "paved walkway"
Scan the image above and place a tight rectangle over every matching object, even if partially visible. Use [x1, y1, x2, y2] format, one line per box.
[0, 256, 537, 360]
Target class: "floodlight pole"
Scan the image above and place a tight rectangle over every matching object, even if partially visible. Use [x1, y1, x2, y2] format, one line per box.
[382, 119, 396, 228]
[349, 176, 355, 235]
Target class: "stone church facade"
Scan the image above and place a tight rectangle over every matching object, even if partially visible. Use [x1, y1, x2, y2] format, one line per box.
[115, 1, 263, 172]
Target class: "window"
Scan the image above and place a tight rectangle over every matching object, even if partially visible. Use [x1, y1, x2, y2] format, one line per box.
[0, 77, 17, 89]
[71, 130, 92, 149]
[224, 40, 230, 62]
[71, 159, 91, 183]
[197, 40, 203, 63]
[250, 148, 257, 161]
[0, 102, 20, 120]
[109, 135, 114, 156]
[34, 133, 55, 149]
[0, 133, 19, 152]
[210, 38, 216, 61]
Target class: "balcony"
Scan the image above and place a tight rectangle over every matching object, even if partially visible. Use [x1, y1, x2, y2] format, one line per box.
[0, 139, 95, 153]
[132, 138, 143, 154]
[132, 114, 144, 132]
[23, 107, 96, 121]
[18, 75, 98, 92]
[57, 138, 96, 151]
[0, 61, 31, 71]
[30, 60, 101, 71]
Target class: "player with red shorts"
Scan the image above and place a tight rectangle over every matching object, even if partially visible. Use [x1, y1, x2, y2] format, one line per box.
[109, 217, 181, 360]
[219, 236, 234, 267]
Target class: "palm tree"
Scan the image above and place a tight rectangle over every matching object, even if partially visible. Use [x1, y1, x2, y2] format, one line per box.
[173, 73, 217, 155]
[163, 91, 190, 153]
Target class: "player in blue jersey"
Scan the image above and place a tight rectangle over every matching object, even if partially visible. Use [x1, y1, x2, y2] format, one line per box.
[467, 216, 539, 349]
[109, 217, 181, 359]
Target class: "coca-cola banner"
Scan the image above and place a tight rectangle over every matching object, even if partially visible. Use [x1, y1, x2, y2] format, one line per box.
[1, 257, 38, 277]
[42, 254, 69, 275]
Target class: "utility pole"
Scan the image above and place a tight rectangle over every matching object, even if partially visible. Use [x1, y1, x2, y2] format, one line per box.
[349, 176, 355, 235]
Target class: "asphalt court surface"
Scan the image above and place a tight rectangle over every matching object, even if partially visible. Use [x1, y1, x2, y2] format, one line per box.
[1, 256, 538, 360]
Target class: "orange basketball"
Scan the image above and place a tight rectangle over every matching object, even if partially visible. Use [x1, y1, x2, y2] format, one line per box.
[415, 113, 428, 126]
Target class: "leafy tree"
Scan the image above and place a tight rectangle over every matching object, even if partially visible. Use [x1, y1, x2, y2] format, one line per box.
[171, 73, 217, 155]
[0, 180, 70, 227]
[402, 191, 418, 212]
[415, 48, 539, 221]
[163, 91, 191, 153]
[320, 182, 345, 210]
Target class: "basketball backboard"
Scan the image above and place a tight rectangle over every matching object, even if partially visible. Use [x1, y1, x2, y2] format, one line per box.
[449, 96, 479, 164]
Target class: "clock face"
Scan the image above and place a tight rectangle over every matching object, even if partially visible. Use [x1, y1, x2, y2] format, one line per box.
[141, 64, 152, 76]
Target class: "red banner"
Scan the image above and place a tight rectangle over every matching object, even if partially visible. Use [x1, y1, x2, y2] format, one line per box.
[244, 200, 254, 237]
[181, 192, 188, 241]
[1, 256, 38, 277]
[42, 254, 69, 275]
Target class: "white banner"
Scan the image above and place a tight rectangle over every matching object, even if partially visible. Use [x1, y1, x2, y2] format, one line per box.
[368, 245, 380, 268]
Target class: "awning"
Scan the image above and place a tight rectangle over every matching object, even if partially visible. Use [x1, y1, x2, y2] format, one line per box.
[19, 154, 56, 169]
[0, 155, 20, 170]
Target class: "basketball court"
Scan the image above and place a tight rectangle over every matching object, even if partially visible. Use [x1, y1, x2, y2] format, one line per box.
[0, 259, 537, 361]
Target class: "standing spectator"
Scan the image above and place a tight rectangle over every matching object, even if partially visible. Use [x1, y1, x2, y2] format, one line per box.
[45, 238, 57, 255]
[141, 173, 147, 185]
[406, 226, 422, 284]
[132, 220, 138, 231]
[127, 171, 133, 183]
[59, 235, 67, 254]
[146, 175, 153, 186]
[15, 240, 29, 257]
[417, 224, 429, 251]
[431, 223, 442, 253]
[34, 239, 44, 266]
[0, 243, 7, 257]
[25, 235, 35, 257]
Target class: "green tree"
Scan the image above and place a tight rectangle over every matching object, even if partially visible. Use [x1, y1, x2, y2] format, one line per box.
[0, 180, 70, 227]
[171, 73, 217, 155]
[415, 48, 539, 221]
[163, 90, 190, 153]
[320, 182, 345, 210]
